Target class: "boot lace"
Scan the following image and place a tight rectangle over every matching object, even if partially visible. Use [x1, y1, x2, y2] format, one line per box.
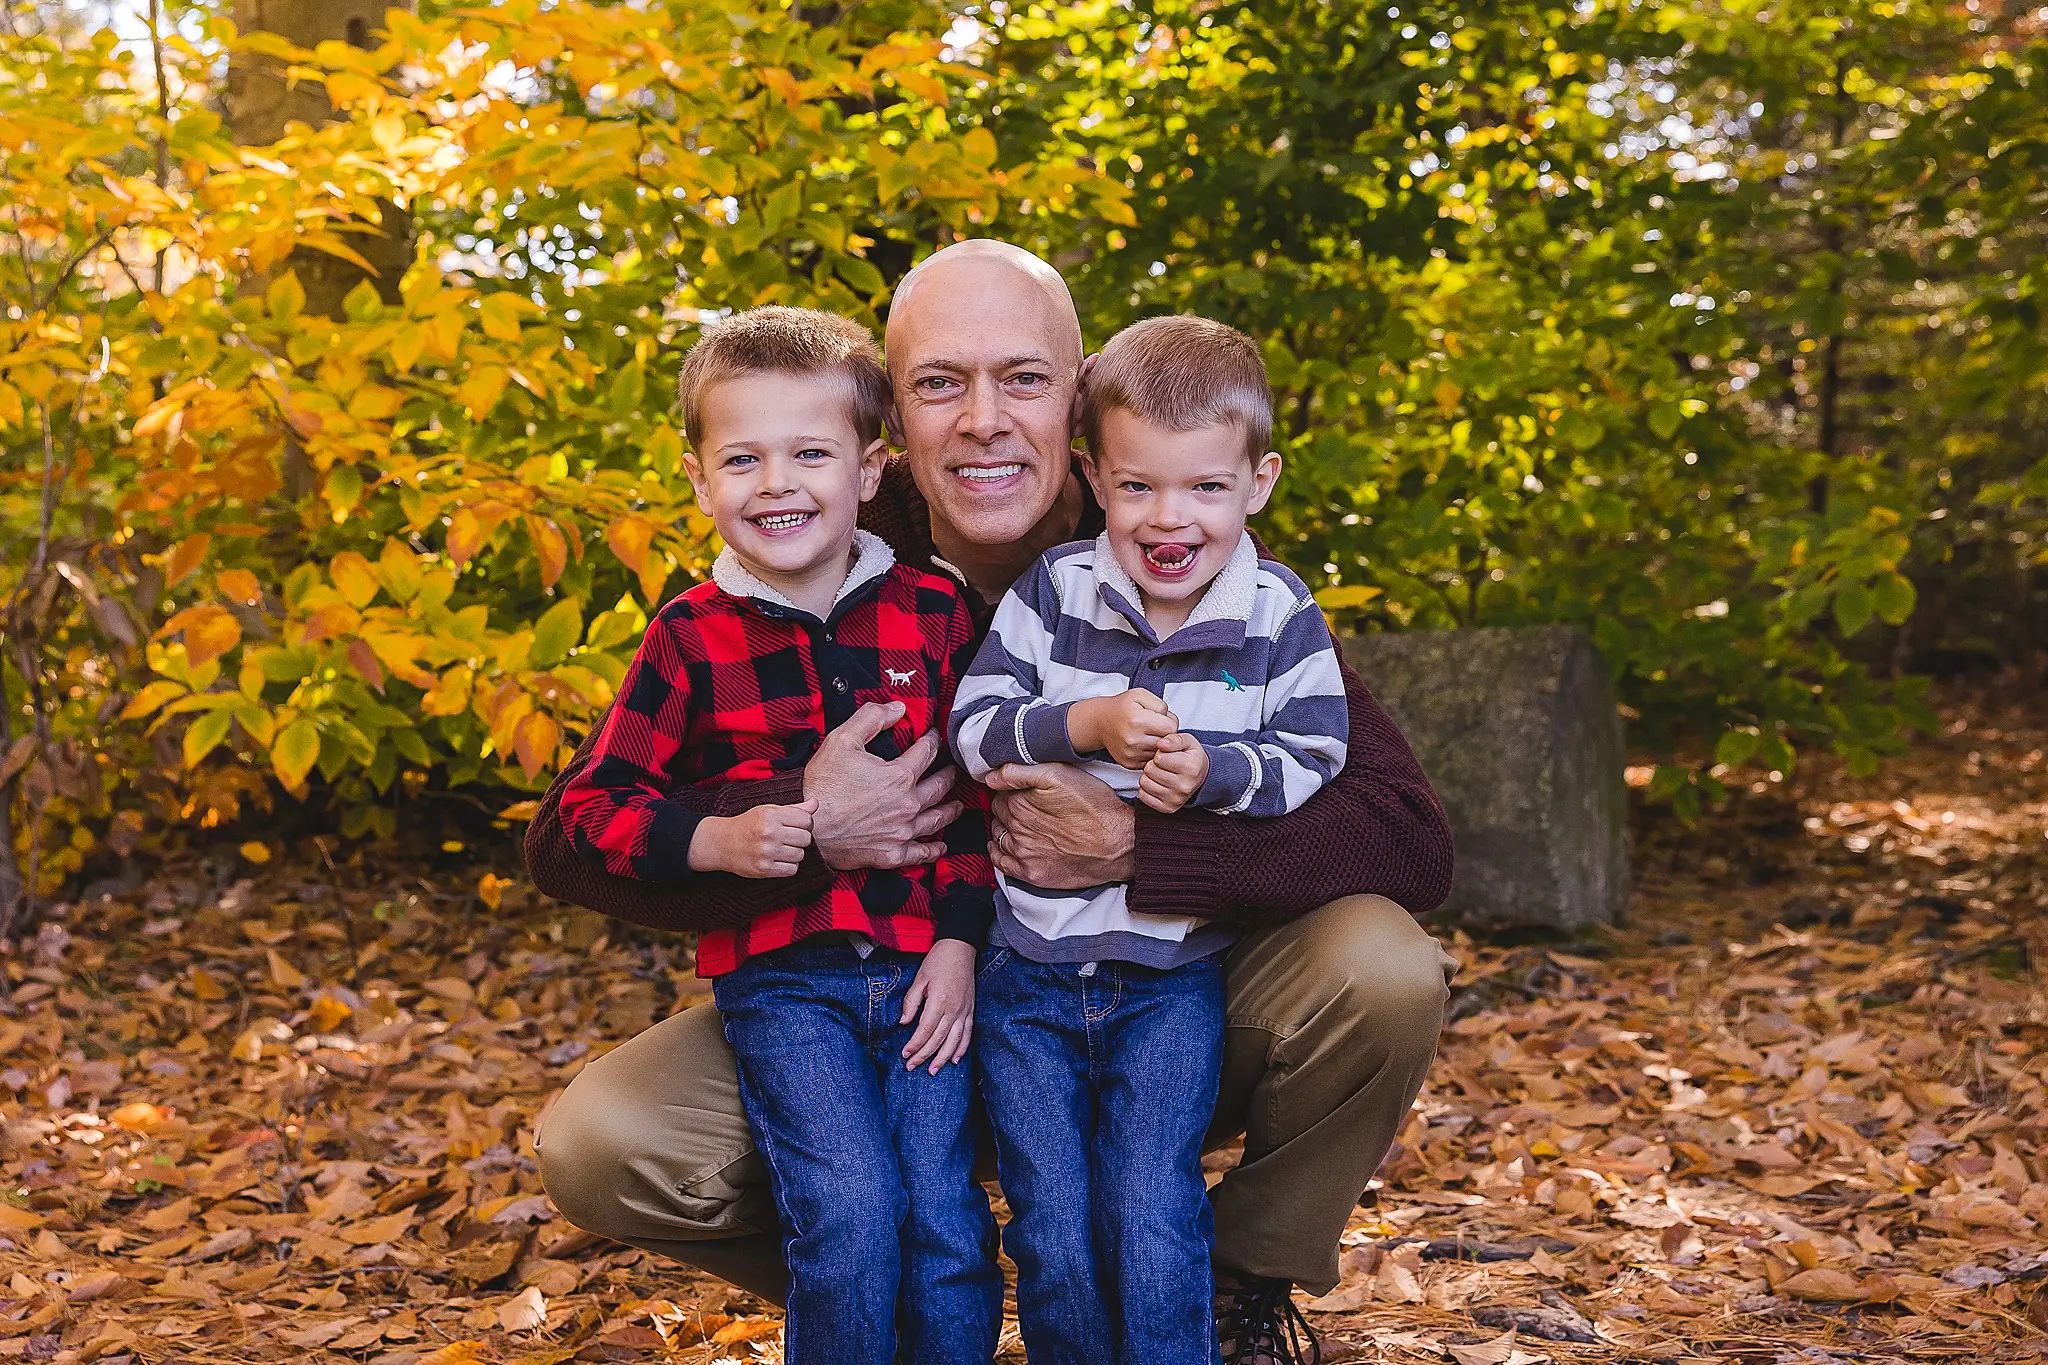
[1217, 1276, 1323, 1365]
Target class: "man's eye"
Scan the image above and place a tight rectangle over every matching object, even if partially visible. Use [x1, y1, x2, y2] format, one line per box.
[1009, 372, 1048, 388]
[917, 376, 958, 393]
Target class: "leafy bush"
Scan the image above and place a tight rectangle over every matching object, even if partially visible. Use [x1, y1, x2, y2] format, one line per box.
[2, 0, 2043, 908]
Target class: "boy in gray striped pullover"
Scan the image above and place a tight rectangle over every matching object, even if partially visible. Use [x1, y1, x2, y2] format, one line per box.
[949, 317, 1347, 1365]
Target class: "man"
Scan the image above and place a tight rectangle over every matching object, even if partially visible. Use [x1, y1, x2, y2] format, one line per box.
[524, 240, 1458, 1365]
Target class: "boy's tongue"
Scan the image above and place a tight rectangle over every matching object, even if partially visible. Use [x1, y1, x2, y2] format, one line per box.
[1144, 542, 1198, 574]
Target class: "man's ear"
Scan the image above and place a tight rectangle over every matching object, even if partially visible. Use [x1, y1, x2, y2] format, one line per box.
[681, 450, 712, 515]
[1068, 353, 1097, 444]
[1245, 451, 1284, 516]
[857, 437, 889, 502]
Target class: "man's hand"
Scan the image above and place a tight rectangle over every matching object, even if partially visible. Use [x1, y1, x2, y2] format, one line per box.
[804, 701, 962, 872]
[900, 938, 976, 1074]
[1068, 689, 1177, 768]
[688, 800, 817, 877]
[1138, 733, 1209, 814]
[985, 763, 1137, 889]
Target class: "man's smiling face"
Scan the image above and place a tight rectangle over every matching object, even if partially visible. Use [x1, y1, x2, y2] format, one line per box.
[885, 247, 1083, 551]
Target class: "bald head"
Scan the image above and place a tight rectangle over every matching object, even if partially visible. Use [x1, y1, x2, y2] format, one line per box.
[885, 239, 1083, 373]
[883, 239, 1087, 583]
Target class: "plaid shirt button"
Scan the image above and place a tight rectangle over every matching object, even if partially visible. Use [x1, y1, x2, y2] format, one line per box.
[832, 678, 849, 694]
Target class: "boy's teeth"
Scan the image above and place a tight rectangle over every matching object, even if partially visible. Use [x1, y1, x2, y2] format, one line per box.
[957, 464, 1024, 483]
[752, 511, 813, 529]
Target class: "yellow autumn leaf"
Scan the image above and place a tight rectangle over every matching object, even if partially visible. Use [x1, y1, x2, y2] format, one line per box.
[240, 840, 271, 863]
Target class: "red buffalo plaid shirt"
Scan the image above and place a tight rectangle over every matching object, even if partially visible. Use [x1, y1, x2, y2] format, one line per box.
[558, 531, 994, 977]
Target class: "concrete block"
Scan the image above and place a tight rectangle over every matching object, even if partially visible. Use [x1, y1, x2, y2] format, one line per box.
[1341, 625, 1628, 930]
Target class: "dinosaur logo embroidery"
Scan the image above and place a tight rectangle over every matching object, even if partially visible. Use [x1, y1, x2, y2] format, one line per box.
[1221, 670, 1245, 692]
[885, 667, 918, 687]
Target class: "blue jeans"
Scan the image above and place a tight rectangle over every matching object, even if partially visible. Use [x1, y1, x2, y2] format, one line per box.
[713, 942, 1001, 1365]
[976, 947, 1226, 1365]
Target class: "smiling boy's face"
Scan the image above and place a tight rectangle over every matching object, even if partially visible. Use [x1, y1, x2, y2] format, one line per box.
[1085, 407, 1282, 630]
[684, 370, 886, 598]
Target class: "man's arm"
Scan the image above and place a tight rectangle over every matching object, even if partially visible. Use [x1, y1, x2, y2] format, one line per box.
[1134, 656, 1452, 922]
[524, 702, 964, 935]
[988, 657, 1453, 927]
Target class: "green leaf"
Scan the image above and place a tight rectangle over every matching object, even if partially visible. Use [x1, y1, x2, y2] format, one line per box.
[1714, 728, 1760, 769]
[272, 718, 321, 788]
[325, 463, 364, 520]
[1647, 401, 1683, 441]
[182, 710, 233, 768]
[1831, 581, 1874, 638]
[529, 598, 585, 668]
[1871, 572, 1916, 626]
[266, 271, 305, 322]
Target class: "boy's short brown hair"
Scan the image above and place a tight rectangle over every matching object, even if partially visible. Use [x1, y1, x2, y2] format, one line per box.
[1081, 315, 1273, 465]
[676, 305, 892, 449]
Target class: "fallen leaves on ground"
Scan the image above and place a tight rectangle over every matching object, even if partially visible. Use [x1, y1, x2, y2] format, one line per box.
[0, 684, 2043, 1363]
[1296, 686, 2048, 1364]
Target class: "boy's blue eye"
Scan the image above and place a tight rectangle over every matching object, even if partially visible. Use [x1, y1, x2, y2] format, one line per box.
[1118, 481, 1149, 493]
[796, 448, 831, 461]
[1195, 481, 1227, 493]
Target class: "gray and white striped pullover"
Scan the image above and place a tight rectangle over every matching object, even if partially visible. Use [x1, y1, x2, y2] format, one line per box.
[949, 532, 1348, 969]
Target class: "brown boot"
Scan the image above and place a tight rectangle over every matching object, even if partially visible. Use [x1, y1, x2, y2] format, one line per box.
[1215, 1273, 1323, 1365]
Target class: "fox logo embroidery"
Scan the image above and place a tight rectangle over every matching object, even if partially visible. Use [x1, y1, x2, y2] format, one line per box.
[885, 667, 918, 687]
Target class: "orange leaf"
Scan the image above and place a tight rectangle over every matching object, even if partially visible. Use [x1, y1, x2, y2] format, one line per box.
[527, 515, 569, 590]
[604, 515, 653, 572]
[217, 568, 264, 607]
[165, 533, 212, 586]
[159, 605, 242, 667]
[512, 711, 561, 781]
[348, 638, 387, 694]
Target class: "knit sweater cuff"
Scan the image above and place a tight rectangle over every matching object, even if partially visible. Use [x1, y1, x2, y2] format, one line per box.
[1130, 806, 1227, 919]
[706, 770, 809, 817]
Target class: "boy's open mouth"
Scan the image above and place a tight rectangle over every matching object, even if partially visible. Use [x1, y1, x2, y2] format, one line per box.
[1141, 542, 1200, 578]
[747, 509, 817, 535]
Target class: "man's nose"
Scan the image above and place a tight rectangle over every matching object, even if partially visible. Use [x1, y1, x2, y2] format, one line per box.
[958, 377, 1008, 443]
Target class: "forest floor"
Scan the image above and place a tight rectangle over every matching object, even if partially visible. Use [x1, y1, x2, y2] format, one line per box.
[0, 682, 2043, 1365]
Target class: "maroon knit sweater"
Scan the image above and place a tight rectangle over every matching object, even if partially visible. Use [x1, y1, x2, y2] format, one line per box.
[522, 460, 1454, 935]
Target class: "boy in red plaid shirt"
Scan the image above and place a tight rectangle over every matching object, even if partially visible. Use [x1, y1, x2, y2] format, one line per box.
[559, 307, 1000, 1365]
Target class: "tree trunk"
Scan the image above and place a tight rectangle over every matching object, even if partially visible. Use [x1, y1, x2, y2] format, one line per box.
[226, 0, 416, 500]
[0, 661, 22, 938]
[225, 0, 416, 317]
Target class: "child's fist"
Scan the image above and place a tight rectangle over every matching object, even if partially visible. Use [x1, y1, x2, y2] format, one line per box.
[1138, 733, 1209, 813]
[689, 799, 817, 878]
[1070, 689, 1178, 768]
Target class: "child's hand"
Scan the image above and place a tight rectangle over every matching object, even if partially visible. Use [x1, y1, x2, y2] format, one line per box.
[900, 938, 976, 1074]
[687, 799, 817, 877]
[1138, 733, 1209, 813]
[1069, 689, 1178, 768]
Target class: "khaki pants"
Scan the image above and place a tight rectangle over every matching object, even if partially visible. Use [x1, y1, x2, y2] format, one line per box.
[537, 894, 1454, 1299]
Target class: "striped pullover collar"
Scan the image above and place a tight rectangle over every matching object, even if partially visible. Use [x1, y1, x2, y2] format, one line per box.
[1089, 531, 1261, 653]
